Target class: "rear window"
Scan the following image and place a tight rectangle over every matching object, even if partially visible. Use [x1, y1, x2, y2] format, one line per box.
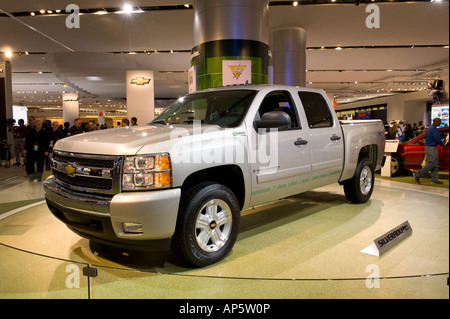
[298, 91, 333, 128]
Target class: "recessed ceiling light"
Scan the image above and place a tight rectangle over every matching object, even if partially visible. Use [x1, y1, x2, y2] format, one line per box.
[122, 4, 133, 13]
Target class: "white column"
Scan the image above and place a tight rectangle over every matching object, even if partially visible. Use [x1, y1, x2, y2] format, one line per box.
[126, 70, 155, 124]
[270, 27, 306, 87]
[62, 92, 79, 125]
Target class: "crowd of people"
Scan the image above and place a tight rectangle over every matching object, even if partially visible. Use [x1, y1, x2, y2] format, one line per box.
[11, 116, 138, 182]
[386, 120, 422, 142]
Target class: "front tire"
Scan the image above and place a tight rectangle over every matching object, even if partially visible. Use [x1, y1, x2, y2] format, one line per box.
[172, 182, 240, 267]
[343, 158, 375, 203]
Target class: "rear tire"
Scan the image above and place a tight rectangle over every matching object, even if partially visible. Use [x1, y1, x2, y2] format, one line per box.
[171, 182, 240, 267]
[343, 158, 375, 203]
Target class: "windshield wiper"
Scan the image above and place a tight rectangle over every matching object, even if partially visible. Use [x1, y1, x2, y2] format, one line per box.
[183, 119, 209, 124]
[150, 119, 167, 125]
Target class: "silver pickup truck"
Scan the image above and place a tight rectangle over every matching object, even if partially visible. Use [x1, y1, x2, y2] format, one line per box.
[44, 85, 385, 266]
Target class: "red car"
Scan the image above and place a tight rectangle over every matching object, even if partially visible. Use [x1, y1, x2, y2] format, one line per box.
[390, 127, 449, 176]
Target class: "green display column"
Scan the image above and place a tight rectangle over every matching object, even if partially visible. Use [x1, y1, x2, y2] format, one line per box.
[190, 0, 271, 92]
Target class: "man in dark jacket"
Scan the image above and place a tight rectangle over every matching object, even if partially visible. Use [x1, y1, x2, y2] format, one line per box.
[24, 119, 49, 181]
[47, 121, 64, 170]
[414, 117, 445, 184]
[67, 118, 83, 136]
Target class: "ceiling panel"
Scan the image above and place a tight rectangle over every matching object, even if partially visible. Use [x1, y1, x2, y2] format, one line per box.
[1, 1, 448, 111]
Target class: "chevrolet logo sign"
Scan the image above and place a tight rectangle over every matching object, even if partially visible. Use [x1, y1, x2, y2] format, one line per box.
[130, 77, 151, 85]
[64, 164, 76, 176]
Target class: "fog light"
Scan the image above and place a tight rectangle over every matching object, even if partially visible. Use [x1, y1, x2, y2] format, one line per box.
[123, 222, 143, 234]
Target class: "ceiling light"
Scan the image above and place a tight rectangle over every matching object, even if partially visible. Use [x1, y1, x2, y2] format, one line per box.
[30, 12, 35, 16]
[293, 1, 299, 6]
[5, 49, 12, 58]
[122, 4, 133, 13]
[335, 47, 342, 50]
[39, 9, 45, 14]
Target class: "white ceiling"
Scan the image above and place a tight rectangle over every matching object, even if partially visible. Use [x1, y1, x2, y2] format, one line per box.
[1, 0, 449, 114]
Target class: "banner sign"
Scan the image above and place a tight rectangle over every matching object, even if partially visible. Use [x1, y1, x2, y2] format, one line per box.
[188, 65, 197, 93]
[361, 221, 412, 256]
[384, 140, 399, 153]
[222, 60, 251, 86]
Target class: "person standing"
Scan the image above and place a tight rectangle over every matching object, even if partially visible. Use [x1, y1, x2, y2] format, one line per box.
[86, 120, 99, 132]
[23, 116, 36, 176]
[23, 120, 49, 181]
[121, 118, 130, 127]
[412, 123, 419, 138]
[13, 119, 27, 165]
[47, 121, 64, 170]
[413, 117, 445, 184]
[67, 118, 83, 136]
[404, 123, 413, 141]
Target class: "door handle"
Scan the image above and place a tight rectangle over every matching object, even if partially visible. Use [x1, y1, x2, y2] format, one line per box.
[330, 134, 341, 141]
[294, 138, 308, 146]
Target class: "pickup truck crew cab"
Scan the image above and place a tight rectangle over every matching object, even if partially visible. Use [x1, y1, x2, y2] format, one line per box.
[44, 85, 385, 266]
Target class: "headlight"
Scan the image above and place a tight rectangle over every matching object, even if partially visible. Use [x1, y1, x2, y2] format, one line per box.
[122, 153, 172, 190]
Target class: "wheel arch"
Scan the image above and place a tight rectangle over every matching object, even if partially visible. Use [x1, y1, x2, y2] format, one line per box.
[340, 143, 380, 183]
[358, 144, 379, 168]
[180, 165, 246, 210]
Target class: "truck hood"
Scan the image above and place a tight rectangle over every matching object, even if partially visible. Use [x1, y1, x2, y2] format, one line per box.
[54, 124, 226, 156]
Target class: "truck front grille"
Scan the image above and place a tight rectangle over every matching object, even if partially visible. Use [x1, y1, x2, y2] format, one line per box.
[52, 151, 123, 195]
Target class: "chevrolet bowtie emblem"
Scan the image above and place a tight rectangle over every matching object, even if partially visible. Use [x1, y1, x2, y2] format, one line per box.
[64, 164, 76, 175]
[130, 77, 151, 85]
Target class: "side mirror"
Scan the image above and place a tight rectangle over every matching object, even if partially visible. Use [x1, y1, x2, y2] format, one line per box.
[255, 111, 291, 129]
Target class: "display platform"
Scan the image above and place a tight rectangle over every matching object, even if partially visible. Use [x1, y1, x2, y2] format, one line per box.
[0, 176, 448, 299]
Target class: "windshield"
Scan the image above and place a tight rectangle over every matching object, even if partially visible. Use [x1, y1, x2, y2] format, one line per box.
[151, 89, 257, 127]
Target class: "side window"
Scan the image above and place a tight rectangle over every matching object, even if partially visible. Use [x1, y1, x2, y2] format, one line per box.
[413, 136, 425, 145]
[256, 91, 300, 129]
[298, 91, 333, 128]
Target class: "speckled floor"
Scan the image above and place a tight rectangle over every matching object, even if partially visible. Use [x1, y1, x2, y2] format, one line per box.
[0, 166, 448, 299]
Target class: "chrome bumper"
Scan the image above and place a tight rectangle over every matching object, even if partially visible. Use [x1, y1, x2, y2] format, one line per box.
[43, 176, 181, 251]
